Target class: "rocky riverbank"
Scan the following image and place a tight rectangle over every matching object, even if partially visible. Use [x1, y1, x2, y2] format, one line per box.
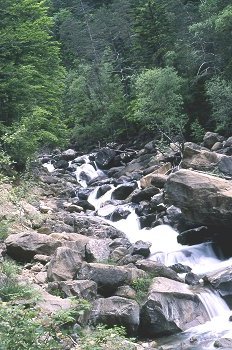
[1, 132, 232, 349]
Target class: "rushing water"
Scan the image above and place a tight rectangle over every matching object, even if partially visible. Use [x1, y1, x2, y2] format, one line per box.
[45, 154, 232, 349]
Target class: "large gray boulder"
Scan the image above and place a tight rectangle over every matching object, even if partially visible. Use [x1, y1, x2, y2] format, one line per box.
[85, 238, 111, 262]
[182, 142, 232, 176]
[90, 296, 140, 335]
[140, 277, 209, 337]
[95, 147, 116, 169]
[59, 280, 97, 301]
[5, 232, 62, 262]
[135, 260, 182, 282]
[65, 215, 125, 239]
[181, 142, 221, 171]
[204, 265, 232, 302]
[47, 247, 82, 281]
[140, 163, 171, 189]
[165, 169, 232, 229]
[111, 183, 137, 200]
[77, 262, 147, 295]
[203, 132, 224, 149]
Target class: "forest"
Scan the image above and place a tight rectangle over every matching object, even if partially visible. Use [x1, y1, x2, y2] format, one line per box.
[0, 0, 232, 168]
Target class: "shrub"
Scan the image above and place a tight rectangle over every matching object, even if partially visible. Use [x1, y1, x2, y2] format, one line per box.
[79, 324, 136, 350]
[129, 67, 187, 140]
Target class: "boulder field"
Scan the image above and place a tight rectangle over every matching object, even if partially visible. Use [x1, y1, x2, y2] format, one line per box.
[1, 131, 232, 349]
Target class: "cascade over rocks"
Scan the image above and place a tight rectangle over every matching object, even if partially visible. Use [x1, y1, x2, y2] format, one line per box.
[140, 277, 209, 337]
[204, 266, 232, 305]
[4, 133, 232, 348]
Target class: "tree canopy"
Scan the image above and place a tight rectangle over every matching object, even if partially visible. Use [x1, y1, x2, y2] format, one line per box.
[1, 0, 231, 165]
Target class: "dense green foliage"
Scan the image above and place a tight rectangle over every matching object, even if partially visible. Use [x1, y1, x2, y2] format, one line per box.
[1, 0, 231, 165]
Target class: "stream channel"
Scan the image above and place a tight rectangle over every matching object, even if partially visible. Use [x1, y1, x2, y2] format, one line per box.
[45, 153, 232, 350]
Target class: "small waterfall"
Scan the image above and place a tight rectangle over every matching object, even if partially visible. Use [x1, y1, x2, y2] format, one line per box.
[74, 156, 105, 188]
[43, 161, 54, 172]
[198, 289, 229, 319]
[88, 186, 115, 211]
[69, 155, 232, 348]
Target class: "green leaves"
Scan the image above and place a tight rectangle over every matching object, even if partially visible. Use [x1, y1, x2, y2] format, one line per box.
[0, 0, 67, 167]
[131, 67, 186, 138]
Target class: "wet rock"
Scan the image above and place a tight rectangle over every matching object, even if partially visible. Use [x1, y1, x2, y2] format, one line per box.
[61, 149, 77, 161]
[85, 238, 111, 263]
[150, 193, 164, 207]
[214, 338, 232, 348]
[112, 183, 137, 200]
[203, 266, 232, 301]
[53, 159, 69, 170]
[177, 226, 211, 246]
[96, 184, 112, 198]
[95, 147, 117, 169]
[169, 263, 192, 274]
[76, 188, 93, 200]
[203, 132, 224, 149]
[133, 241, 151, 258]
[185, 272, 200, 286]
[5, 232, 62, 262]
[140, 214, 158, 229]
[71, 199, 95, 211]
[140, 277, 209, 337]
[110, 207, 131, 222]
[90, 296, 140, 335]
[135, 260, 182, 282]
[165, 169, 232, 230]
[131, 187, 160, 204]
[77, 262, 147, 296]
[59, 280, 97, 301]
[47, 247, 82, 282]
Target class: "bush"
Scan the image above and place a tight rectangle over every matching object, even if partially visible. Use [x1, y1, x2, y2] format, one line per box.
[129, 67, 187, 140]
[0, 260, 35, 302]
[131, 275, 154, 304]
[206, 77, 232, 135]
[79, 324, 136, 350]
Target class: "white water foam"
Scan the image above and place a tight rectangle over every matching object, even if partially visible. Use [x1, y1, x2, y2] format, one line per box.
[43, 161, 55, 172]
